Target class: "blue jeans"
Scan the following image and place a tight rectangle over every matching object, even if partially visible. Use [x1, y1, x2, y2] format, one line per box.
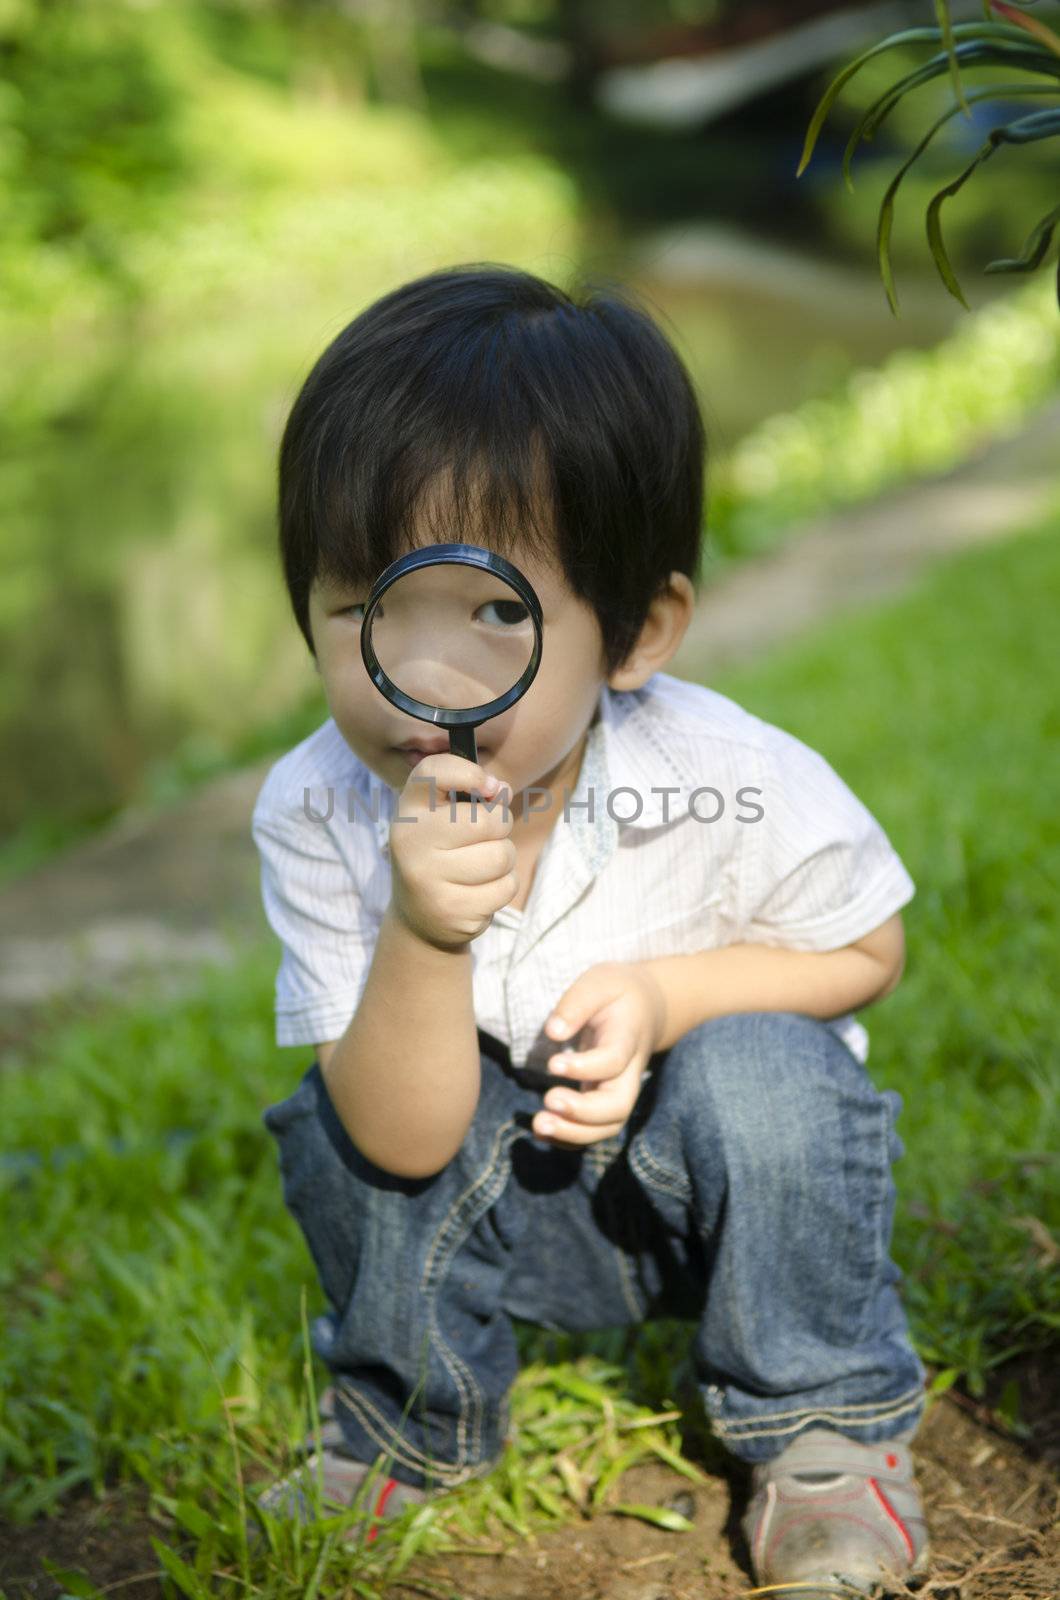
[262, 1011, 927, 1490]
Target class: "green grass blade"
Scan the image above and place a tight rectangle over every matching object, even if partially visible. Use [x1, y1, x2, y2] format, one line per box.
[642, 1432, 710, 1484]
[526, 1478, 568, 1518]
[149, 1537, 209, 1600]
[606, 1502, 695, 1531]
[590, 1442, 649, 1507]
[551, 1368, 623, 1406]
[39, 1561, 108, 1600]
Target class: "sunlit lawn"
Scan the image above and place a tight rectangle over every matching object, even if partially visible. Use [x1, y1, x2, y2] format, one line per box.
[1, 508, 1057, 1595]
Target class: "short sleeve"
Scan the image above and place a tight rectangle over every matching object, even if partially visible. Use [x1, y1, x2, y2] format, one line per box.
[251, 802, 379, 1048]
[738, 726, 915, 951]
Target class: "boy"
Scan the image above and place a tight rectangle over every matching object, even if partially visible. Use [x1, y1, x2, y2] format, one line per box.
[251, 263, 930, 1593]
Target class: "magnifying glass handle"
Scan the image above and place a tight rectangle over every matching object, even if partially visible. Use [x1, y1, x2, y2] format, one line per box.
[448, 723, 478, 805]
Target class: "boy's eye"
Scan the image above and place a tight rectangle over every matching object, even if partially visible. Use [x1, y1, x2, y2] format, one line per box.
[477, 599, 530, 628]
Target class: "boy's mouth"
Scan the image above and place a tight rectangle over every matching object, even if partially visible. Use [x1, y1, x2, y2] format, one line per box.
[394, 735, 450, 756]
[393, 739, 489, 768]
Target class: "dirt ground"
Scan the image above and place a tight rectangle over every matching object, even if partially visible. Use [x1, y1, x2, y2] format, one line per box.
[1, 1353, 1056, 1600]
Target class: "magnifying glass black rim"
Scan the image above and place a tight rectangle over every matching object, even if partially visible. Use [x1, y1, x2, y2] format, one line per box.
[359, 542, 543, 729]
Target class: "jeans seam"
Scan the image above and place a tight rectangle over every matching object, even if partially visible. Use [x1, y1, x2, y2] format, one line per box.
[333, 1378, 469, 1485]
[863, 1092, 895, 1342]
[420, 1117, 521, 1472]
[628, 1139, 693, 1204]
[333, 1378, 504, 1488]
[712, 1383, 926, 1440]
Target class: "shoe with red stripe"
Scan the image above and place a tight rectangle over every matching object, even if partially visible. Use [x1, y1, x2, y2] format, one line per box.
[256, 1387, 431, 1546]
[740, 1425, 929, 1597]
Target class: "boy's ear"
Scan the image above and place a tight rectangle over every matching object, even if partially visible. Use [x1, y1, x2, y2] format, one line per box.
[607, 572, 695, 692]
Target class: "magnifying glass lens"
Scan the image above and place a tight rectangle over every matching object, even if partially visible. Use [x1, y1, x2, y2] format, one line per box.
[368, 562, 536, 713]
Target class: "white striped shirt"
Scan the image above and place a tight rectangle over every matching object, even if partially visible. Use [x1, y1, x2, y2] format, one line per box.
[250, 672, 915, 1069]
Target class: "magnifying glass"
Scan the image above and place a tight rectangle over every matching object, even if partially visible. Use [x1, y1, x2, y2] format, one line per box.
[360, 544, 586, 1105]
[359, 542, 543, 803]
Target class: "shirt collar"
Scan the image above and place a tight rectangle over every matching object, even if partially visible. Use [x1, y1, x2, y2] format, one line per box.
[595, 677, 693, 830]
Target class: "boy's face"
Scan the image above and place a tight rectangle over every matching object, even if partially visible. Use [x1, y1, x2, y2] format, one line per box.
[308, 525, 610, 809]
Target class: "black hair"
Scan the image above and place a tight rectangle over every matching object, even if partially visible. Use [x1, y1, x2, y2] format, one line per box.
[277, 261, 707, 677]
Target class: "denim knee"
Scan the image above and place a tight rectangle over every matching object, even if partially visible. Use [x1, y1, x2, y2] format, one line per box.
[630, 1011, 906, 1246]
[665, 1010, 901, 1157]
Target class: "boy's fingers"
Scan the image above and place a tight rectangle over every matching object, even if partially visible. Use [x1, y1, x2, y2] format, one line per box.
[542, 1079, 632, 1127]
[534, 1109, 626, 1146]
[548, 1027, 636, 1079]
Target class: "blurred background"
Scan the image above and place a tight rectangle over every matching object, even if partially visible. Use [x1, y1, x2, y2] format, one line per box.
[3, 0, 1058, 878]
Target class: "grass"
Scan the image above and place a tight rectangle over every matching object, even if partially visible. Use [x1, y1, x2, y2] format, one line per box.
[1, 507, 1057, 1594]
[709, 507, 1060, 1406]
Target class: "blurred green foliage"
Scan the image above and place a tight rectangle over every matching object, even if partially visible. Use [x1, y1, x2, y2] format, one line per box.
[0, 0, 580, 852]
[710, 271, 1059, 558]
[0, 0, 192, 292]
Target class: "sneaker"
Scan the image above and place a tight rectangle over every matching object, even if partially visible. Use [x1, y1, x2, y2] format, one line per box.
[740, 1425, 929, 1597]
[255, 1387, 432, 1546]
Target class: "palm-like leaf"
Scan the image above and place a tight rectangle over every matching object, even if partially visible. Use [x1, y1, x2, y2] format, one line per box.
[993, 1, 1060, 57]
[936, 0, 971, 111]
[799, 4, 1060, 313]
[984, 199, 1060, 272]
[796, 20, 1035, 176]
[841, 40, 1059, 193]
[925, 108, 1060, 307]
[875, 82, 1060, 312]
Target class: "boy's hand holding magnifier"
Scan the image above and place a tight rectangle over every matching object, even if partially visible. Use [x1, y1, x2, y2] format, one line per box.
[360, 542, 534, 953]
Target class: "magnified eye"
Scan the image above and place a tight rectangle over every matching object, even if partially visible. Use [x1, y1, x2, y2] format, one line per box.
[477, 599, 529, 628]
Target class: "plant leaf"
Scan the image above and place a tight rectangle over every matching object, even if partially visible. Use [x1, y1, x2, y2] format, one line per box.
[936, 0, 971, 114]
[796, 20, 1034, 176]
[925, 110, 1060, 306]
[992, 1, 1060, 59]
[843, 41, 1058, 195]
[985, 200, 1060, 273]
[875, 82, 1060, 313]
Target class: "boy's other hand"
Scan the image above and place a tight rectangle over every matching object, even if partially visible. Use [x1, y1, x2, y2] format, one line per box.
[389, 752, 516, 952]
[534, 962, 664, 1149]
